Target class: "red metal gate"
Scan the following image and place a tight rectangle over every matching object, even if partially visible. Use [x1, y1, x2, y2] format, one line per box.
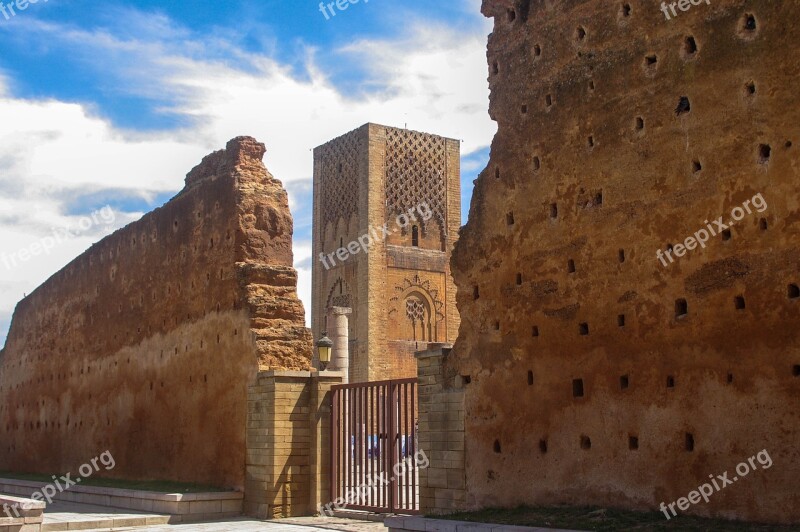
[329, 379, 419, 514]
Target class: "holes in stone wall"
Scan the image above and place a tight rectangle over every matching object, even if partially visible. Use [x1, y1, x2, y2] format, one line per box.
[588, 80, 595, 92]
[727, 373, 734, 384]
[786, 141, 793, 149]
[675, 299, 688, 318]
[595, 191, 604, 206]
[758, 144, 772, 164]
[495, 167, 501, 179]
[618, 314, 626, 327]
[545, 94, 553, 108]
[494, 321, 501, 331]
[532, 326, 540, 338]
[788, 284, 800, 299]
[579, 322, 589, 336]
[506, 212, 515, 226]
[568, 259, 576, 273]
[692, 160, 702, 174]
[643, 54, 658, 70]
[629, 436, 639, 450]
[587, 136, 595, 148]
[738, 13, 758, 39]
[620, 375, 630, 389]
[667, 376, 676, 388]
[734, 295, 746, 310]
[550, 203, 558, 219]
[492, 61, 499, 75]
[580, 435, 592, 450]
[635, 116, 645, 131]
[744, 81, 756, 97]
[533, 44, 542, 57]
[793, 365, 800, 377]
[533, 156, 541, 171]
[619, 249, 626, 263]
[521, 104, 528, 114]
[473, 286, 480, 300]
[527, 371, 534, 386]
[507, 9, 516, 22]
[620, 3, 632, 18]
[685, 433, 695, 452]
[722, 229, 732, 241]
[575, 26, 587, 42]
[494, 440, 502, 453]
[675, 97, 691, 116]
[573, 378, 585, 398]
[539, 439, 548, 453]
[516, 273, 523, 285]
[683, 36, 699, 58]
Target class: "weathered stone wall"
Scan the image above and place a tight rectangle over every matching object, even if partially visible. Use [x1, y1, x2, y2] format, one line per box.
[451, 0, 800, 524]
[0, 137, 311, 489]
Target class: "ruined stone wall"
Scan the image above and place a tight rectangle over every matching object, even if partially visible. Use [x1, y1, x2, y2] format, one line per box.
[0, 137, 311, 489]
[451, 0, 800, 524]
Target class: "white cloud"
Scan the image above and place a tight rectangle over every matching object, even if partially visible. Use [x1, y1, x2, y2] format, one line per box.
[0, 9, 494, 341]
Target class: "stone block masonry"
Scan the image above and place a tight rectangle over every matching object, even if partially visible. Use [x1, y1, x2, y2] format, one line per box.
[0, 136, 312, 490]
[449, 0, 800, 525]
[416, 345, 465, 515]
[244, 370, 344, 518]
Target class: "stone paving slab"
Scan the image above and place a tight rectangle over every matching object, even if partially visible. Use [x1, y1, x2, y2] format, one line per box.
[41, 499, 170, 531]
[78, 515, 387, 531]
[384, 517, 585, 532]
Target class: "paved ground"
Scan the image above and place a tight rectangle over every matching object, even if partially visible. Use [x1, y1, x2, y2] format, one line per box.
[34, 498, 387, 532]
[81, 516, 388, 531]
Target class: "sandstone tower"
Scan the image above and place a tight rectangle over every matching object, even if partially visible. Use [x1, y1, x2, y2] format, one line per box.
[449, 0, 800, 524]
[312, 124, 461, 382]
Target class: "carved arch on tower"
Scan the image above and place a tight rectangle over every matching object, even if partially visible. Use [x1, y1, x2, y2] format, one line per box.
[326, 277, 354, 310]
[388, 274, 445, 342]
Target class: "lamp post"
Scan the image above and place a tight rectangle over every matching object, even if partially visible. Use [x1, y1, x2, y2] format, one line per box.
[316, 333, 333, 371]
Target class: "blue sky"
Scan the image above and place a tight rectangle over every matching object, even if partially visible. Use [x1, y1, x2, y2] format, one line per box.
[0, 0, 494, 345]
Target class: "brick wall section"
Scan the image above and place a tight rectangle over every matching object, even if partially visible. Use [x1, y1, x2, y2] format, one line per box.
[245, 371, 343, 519]
[416, 345, 466, 515]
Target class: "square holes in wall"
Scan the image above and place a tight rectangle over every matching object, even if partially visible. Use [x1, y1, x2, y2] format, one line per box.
[620, 375, 630, 390]
[793, 365, 800, 377]
[675, 299, 688, 318]
[550, 203, 559, 219]
[532, 326, 540, 338]
[580, 435, 592, 450]
[722, 229, 732, 241]
[619, 249, 626, 263]
[667, 376, 676, 388]
[759, 144, 772, 164]
[539, 439, 548, 454]
[618, 314, 626, 327]
[789, 284, 800, 300]
[579, 323, 589, 336]
[527, 371, 534, 386]
[685, 433, 695, 452]
[572, 378, 585, 398]
[734, 295, 746, 310]
[629, 436, 639, 450]
[568, 259, 577, 274]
